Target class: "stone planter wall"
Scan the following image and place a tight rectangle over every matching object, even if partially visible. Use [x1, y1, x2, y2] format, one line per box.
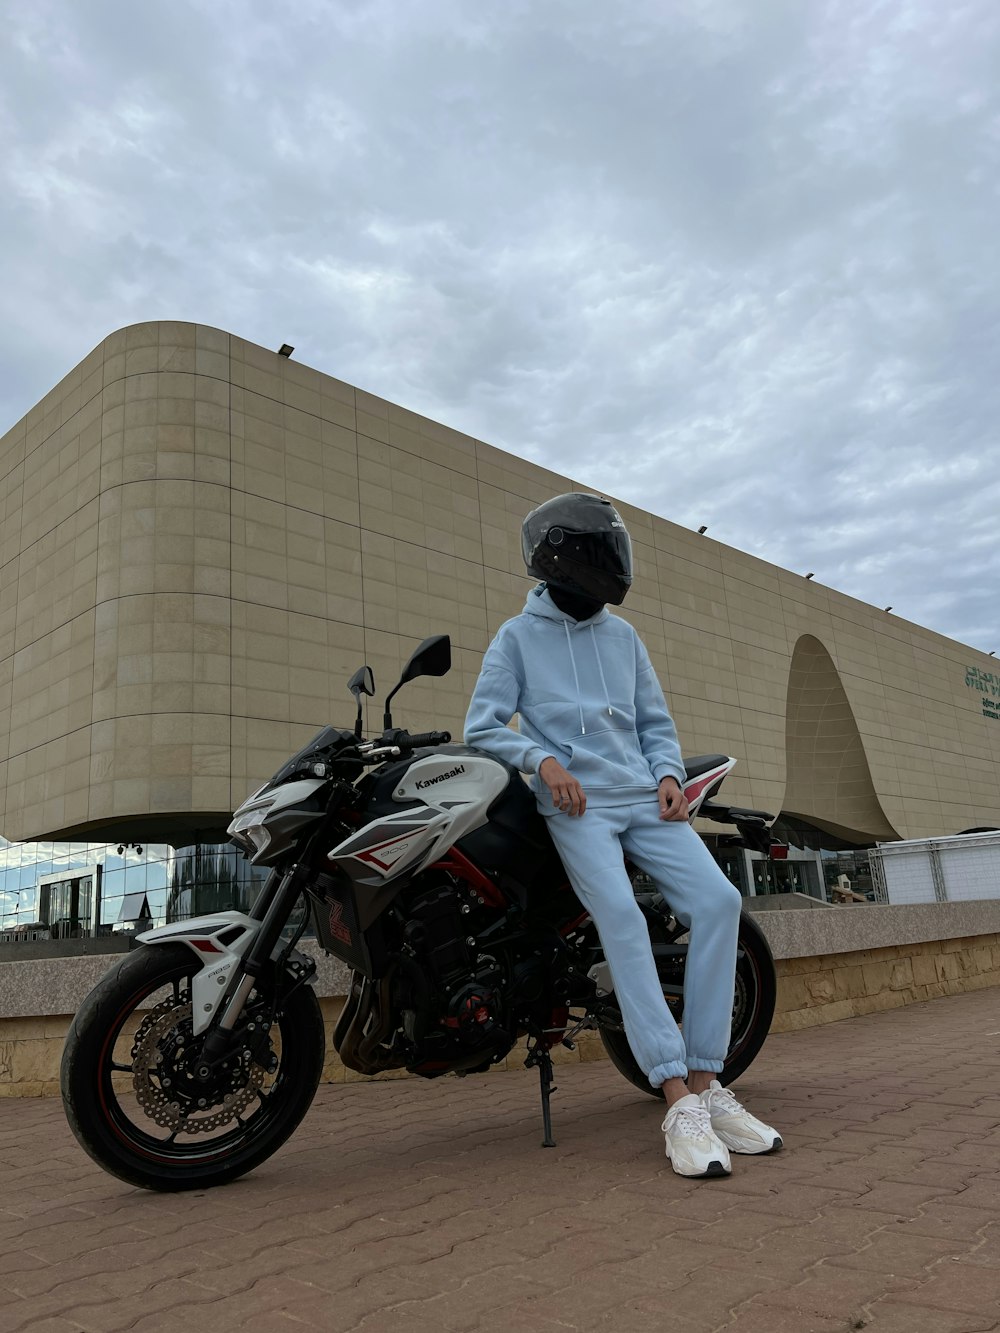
[3, 901, 999, 1096]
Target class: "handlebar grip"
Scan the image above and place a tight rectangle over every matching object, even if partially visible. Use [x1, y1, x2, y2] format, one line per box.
[406, 730, 451, 748]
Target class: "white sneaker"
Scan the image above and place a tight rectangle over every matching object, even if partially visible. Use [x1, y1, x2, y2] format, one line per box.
[700, 1080, 783, 1154]
[662, 1093, 732, 1177]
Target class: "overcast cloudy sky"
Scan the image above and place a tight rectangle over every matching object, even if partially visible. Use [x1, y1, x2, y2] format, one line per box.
[2, 0, 998, 652]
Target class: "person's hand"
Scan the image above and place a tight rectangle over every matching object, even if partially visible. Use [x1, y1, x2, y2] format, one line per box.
[539, 758, 587, 816]
[658, 776, 689, 822]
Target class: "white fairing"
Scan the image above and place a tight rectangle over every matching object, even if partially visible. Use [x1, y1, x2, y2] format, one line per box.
[136, 913, 261, 1036]
[329, 753, 509, 885]
[228, 777, 326, 862]
[228, 778, 326, 830]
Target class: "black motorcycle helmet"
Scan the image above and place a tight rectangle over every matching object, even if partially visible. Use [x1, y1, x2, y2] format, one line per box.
[521, 492, 633, 606]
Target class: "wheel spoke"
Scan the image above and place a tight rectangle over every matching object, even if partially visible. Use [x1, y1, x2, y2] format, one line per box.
[110, 1061, 133, 1073]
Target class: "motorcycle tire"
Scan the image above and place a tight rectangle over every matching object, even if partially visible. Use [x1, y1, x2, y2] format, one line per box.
[598, 909, 777, 1097]
[61, 942, 326, 1192]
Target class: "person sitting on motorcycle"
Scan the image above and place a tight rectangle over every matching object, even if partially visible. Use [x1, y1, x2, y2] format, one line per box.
[464, 492, 782, 1178]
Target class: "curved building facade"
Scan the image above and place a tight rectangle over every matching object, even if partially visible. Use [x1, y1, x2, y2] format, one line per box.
[2, 321, 999, 868]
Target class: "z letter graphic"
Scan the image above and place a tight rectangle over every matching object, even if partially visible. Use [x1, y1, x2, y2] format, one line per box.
[328, 901, 352, 945]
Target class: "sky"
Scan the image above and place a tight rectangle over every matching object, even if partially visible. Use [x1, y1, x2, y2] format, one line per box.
[1, 0, 998, 652]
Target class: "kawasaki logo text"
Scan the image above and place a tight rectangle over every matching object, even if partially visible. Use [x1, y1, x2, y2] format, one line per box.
[415, 765, 466, 789]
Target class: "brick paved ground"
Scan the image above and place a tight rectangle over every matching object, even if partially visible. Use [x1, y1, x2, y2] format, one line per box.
[2, 988, 999, 1333]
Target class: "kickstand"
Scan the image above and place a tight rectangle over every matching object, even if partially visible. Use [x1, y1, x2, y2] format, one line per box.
[525, 1040, 557, 1148]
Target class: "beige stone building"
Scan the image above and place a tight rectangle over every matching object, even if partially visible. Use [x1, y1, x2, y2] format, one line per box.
[3, 321, 1000, 883]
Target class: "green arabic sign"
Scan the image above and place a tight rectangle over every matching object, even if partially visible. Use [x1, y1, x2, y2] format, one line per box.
[966, 666, 1000, 721]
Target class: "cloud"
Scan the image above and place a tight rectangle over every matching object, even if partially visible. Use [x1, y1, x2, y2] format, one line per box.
[1, 0, 998, 650]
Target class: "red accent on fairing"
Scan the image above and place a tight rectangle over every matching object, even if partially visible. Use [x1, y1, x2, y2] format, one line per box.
[430, 849, 506, 908]
[354, 831, 418, 872]
[189, 939, 222, 954]
[328, 900, 352, 944]
[683, 767, 728, 811]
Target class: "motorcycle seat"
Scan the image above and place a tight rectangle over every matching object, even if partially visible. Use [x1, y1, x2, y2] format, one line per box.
[682, 754, 729, 781]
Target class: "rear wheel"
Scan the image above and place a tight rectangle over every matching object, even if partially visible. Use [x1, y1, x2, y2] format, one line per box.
[597, 909, 776, 1097]
[61, 944, 326, 1191]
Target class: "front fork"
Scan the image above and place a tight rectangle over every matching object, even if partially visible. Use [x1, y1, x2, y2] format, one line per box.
[195, 862, 310, 1073]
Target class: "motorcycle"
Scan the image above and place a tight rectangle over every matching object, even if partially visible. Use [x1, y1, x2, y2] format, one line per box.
[61, 634, 778, 1191]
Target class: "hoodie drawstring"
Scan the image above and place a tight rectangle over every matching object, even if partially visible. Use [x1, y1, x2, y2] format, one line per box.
[563, 621, 587, 735]
[563, 620, 614, 735]
[590, 624, 614, 718]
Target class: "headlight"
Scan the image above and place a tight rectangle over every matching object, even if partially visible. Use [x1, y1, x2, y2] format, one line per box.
[229, 794, 272, 826]
[244, 825, 271, 855]
[229, 819, 271, 859]
[229, 827, 256, 855]
[231, 808, 268, 832]
[228, 800, 275, 857]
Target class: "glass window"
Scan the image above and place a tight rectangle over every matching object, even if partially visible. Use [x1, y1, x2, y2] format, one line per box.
[713, 850, 749, 895]
[751, 859, 774, 895]
[78, 876, 93, 932]
[102, 867, 126, 926]
[20, 863, 43, 893]
[47, 880, 73, 933]
[123, 859, 148, 897]
[146, 859, 168, 892]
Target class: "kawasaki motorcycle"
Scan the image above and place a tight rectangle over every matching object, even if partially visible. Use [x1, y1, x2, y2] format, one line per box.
[61, 635, 778, 1191]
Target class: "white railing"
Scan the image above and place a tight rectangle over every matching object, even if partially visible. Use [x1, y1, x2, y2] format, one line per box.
[869, 831, 1000, 905]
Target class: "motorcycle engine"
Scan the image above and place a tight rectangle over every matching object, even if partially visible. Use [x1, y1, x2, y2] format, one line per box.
[399, 880, 512, 1073]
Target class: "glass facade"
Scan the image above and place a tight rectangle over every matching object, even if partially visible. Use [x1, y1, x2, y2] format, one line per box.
[37, 872, 95, 937]
[820, 848, 877, 901]
[164, 846, 270, 923]
[749, 855, 822, 898]
[696, 815, 878, 903]
[0, 837, 269, 944]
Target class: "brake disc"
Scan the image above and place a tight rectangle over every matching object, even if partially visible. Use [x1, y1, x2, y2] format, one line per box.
[130, 994, 265, 1135]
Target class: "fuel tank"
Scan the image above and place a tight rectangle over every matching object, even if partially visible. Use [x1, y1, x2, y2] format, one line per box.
[359, 744, 567, 894]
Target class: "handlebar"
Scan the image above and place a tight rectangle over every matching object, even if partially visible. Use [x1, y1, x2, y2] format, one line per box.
[404, 730, 452, 748]
[357, 730, 452, 762]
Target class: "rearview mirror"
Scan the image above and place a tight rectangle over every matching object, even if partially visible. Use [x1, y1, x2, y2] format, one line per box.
[348, 665, 375, 700]
[398, 635, 451, 685]
[347, 665, 375, 738]
[383, 635, 452, 728]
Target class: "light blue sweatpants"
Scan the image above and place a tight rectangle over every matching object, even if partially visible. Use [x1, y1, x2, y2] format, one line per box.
[546, 799, 743, 1086]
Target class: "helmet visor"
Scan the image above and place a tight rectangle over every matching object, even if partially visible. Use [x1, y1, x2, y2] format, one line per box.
[547, 525, 633, 604]
[562, 527, 633, 581]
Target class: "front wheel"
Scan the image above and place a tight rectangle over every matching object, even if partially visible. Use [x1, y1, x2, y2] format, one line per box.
[61, 943, 326, 1191]
[597, 909, 776, 1097]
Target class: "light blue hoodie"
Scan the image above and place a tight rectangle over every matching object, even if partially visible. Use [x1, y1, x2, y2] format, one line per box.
[464, 585, 686, 813]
